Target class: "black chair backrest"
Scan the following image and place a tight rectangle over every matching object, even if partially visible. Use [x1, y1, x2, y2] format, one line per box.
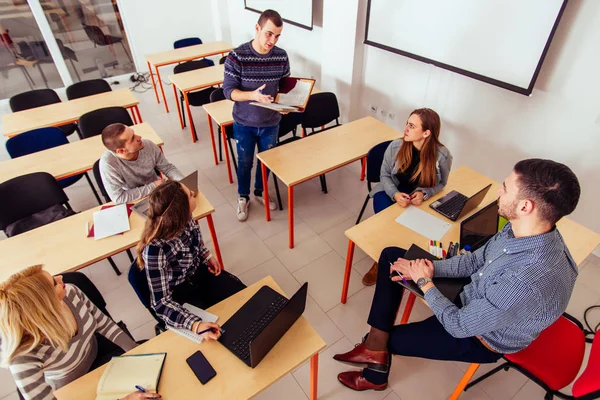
[0, 172, 69, 231]
[92, 159, 111, 203]
[366, 140, 394, 185]
[173, 37, 202, 49]
[219, 56, 227, 64]
[9, 89, 61, 112]
[62, 272, 110, 317]
[66, 79, 111, 100]
[82, 24, 109, 46]
[301, 92, 341, 130]
[278, 113, 301, 139]
[78, 106, 133, 139]
[128, 262, 164, 326]
[209, 87, 226, 103]
[173, 59, 212, 75]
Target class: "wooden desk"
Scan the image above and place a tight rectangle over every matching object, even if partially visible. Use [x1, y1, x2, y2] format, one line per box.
[169, 64, 224, 156]
[55, 276, 326, 400]
[144, 41, 232, 113]
[0, 190, 224, 283]
[2, 88, 142, 137]
[342, 166, 600, 304]
[203, 99, 234, 183]
[0, 123, 161, 184]
[257, 116, 403, 248]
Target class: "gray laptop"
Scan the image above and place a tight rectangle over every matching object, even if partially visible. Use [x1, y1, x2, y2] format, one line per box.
[131, 170, 199, 218]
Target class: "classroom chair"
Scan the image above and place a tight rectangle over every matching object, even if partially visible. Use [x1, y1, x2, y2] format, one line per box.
[5, 127, 102, 205]
[82, 24, 132, 63]
[0, 46, 34, 89]
[128, 261, 166, 336]
[66, 78, 112, 100]
[78, 106, 134, 139]
[173, 59, 216, 130]
[9, 89, 78, 138]
[355, 140, 393, 224]
[449, 313, 600, 400]
[173, 37, 215, 66]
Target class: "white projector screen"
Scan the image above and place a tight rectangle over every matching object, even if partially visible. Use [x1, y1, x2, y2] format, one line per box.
[245, 0, 313, 30]
[365, 0, 567, 95]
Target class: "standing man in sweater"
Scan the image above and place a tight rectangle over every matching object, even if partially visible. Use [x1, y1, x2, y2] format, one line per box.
[223, 9, 290, 221]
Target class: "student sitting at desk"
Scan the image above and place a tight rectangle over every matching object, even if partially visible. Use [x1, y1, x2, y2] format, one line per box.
[362, 108, 453, 286]
[0, 265, 158, 400]
[334, 159, 580, 392]
[99, 123, 184, 204]
[137, 181, 246, 338]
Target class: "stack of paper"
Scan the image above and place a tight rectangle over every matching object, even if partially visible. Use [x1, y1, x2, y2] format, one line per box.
[395, 206, 452, 240]
[92, 204, 131, 240]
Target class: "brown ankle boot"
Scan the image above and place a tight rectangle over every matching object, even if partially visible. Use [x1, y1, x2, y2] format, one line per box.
[362, 262, 378, 286]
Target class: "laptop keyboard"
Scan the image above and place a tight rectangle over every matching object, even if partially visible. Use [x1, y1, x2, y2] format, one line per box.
[437, 192, 468, 217]
[229, 296, 288, 362]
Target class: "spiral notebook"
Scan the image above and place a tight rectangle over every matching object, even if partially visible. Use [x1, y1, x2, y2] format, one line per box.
[166, 303, 219, 344]
[96, 353, 166, 400]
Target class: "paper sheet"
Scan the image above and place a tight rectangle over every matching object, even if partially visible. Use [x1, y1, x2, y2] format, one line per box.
[395, 206, 452, 241]
[92, 204, 130, 240]
[277, 80, 313, 106]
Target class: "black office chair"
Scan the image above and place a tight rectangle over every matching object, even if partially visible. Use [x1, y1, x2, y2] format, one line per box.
[173, 60, 216, 131]
[9, 89, 78, 138]
[355, 140, 393, 224]
[173, 37, 215, 66]
[78, 106, 133, 139]
[128, 261, 166, 336]
[82, 23, 132, 62]
[66, 79, 112, 100]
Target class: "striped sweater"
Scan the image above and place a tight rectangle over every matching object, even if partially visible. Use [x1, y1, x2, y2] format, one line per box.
[8, 285, 137, 400]
[223, 41, 290, 127]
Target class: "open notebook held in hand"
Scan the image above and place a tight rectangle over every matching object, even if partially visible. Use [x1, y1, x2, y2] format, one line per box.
[250, 77, 315, 112]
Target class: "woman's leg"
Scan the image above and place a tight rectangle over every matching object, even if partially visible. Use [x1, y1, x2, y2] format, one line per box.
[373, 191, 395, 214]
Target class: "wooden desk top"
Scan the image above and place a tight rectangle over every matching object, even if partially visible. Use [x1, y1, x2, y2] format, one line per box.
[203, 99, 234, 126]
[0, 123, 162, 184]
[55, 276, 326, 400]
[169, 64, 225, 92]
[0, 190, 214, 282]
[258, 116, 402, 186]
[345, 166, 600, 267]
[145, 41, 233, 67]
[2, 89, 139, 137]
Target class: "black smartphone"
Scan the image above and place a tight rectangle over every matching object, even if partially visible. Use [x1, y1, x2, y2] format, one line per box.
[186, 350, 216, 384]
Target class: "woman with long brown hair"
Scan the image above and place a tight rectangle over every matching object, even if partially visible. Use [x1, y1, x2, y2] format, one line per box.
[362, 108, 453, 286]
[137, 180, 245, 339]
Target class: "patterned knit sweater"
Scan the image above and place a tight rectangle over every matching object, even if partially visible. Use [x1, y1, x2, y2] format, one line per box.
[223, 41, 290, 127]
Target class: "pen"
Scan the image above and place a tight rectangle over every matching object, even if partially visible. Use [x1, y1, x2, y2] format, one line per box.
[197, 327, 225, 335]
[389, 262, 408, 285]
[135, 385, 146, 393]
[447, 242, 454, 259]
[438, 241, 443, 258]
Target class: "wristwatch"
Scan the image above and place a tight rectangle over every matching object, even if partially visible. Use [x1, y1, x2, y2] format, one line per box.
[416, 277, 433, 288]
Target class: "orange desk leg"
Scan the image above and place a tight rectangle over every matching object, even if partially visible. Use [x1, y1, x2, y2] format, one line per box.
[133, 105, 143, 123]
[147, 61, 160, 104]
[155, 66, 169, 112]
[206, 112, 219, 165]
[360, 157, 366, 181]
[183, 91, 197, 142]
[130, 107, 138, 124]
[400, 292, 416, 324]
[302, 128, 306, 138]
[310, 353, 319, 400]
[206, 214, 225, 270]
[261, 163, 271, 221]
[173, 85, 184, 129]
[449, 363, 480, 400]
[341, 240, 355, 304]
[220, 124, 233, 184]
[288, 185, 294, 248]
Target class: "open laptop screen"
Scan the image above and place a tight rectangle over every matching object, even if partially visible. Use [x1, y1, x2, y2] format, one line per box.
[460, 200, 499, 252]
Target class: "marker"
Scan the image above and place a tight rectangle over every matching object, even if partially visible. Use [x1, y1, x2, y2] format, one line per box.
[438, 241, 443, 258]
[135, 385, 146, 393]
[389, 262, 408, 285]
[447, 242, 455, 259]
[429, 239, 435, 257]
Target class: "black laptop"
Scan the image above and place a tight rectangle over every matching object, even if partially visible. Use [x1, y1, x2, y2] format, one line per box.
[219, 282, 308, 368]
[460, 200, 499, 252]
[429, 184, 492, 221]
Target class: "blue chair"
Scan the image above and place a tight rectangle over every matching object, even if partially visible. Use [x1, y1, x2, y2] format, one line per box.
[5, 127, 102, 205]
[173, 37, 215, 66]
[355, 140, 393, 224]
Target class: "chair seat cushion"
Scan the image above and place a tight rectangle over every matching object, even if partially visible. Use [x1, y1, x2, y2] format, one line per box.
[187, 87, 216, 107]
[573, 334, 600, 397]
[5, 204, 75, 237]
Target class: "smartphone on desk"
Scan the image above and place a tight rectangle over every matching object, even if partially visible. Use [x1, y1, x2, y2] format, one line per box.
[186, 350, 216, 384]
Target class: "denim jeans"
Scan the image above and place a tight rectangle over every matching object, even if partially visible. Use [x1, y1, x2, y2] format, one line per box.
[233, 121, 279, 197]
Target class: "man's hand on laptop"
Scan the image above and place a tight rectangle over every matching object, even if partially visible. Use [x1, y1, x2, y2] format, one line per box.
[390, 258, 413, 280]
[408, 259, 434, 282]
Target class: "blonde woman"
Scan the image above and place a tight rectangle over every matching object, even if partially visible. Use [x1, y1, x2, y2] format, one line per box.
[0, 265, 159, 400]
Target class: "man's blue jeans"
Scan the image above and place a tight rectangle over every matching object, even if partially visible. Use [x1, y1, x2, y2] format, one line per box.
[233, 121, 279, 197]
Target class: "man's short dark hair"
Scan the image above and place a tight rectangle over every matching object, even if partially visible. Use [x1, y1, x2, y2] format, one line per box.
[101, 123, 127, 151]
[513, 158, 580, 225]
[258, 9, 283, 28]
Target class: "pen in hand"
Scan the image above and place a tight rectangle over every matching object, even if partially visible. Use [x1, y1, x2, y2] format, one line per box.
[135, 385, 146, 393]
[389, 261, 409, 285]
[197, 327, 225, 336]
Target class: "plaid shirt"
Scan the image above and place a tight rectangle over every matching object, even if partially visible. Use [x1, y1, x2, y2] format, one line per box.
[142, 218, 212, 330]
[426, 222, 578, 353]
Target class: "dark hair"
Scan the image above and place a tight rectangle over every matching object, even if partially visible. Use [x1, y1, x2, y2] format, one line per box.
[513, 158, 580, 225]
[101, 123, 127, 151]
[258, 9, 283, 28]
[136, 181, 191, 268]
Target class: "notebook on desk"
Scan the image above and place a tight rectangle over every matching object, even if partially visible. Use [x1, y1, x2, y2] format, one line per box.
[96, 353, 166, 400]
[250, 77, 315, 112]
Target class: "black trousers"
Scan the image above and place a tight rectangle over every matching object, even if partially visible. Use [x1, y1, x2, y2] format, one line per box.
[172, 267, 246, 311]
[362, 247, 503, 384]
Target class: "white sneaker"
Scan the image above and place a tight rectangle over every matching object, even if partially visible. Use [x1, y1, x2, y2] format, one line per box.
[237, 197, 250, 221]
[256, 194, 277, 211]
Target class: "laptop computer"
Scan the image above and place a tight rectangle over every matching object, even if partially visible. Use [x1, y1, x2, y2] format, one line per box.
[219, 282, 308, 368]
[429, 184, 492, 221]
[391, 244, 470, 302]
[131, 170, 199, 218]
[460, 200, 499, 252]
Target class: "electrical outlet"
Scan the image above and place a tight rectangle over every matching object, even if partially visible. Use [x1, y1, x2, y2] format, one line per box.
[380, 109, 387, 118]
[370, 105, 378, 114]
[388, 112, 395, 120]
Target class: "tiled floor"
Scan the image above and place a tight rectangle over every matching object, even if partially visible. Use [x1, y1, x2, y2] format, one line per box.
[1, 83, 600, 400]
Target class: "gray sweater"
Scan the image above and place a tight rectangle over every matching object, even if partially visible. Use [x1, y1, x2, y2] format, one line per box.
[99, 139, 184, 204]
[371, 139, 453, 200]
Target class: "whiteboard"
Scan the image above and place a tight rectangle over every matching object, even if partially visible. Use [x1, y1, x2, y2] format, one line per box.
[365, 0, 567, 95]
[245, 0, 313, 30]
